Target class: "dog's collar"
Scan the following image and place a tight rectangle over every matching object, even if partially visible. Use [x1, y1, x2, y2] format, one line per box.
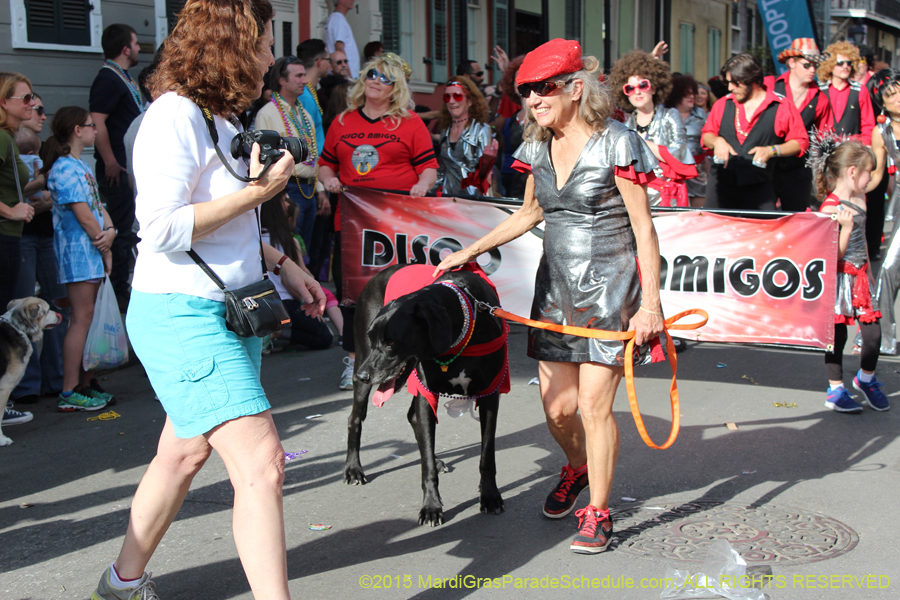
[434, 282, 476, 371]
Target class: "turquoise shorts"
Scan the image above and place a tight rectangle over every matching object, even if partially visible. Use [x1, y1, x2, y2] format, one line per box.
[126, 290, 269, 439]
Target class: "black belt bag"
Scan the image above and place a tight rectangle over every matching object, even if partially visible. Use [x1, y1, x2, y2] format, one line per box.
[188, 106, 290, 338]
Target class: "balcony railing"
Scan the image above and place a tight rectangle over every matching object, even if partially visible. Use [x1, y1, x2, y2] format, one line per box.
[833, 0, 900, 22]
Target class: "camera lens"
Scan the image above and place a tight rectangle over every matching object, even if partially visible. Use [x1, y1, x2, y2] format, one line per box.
[281, 137, 309, 164]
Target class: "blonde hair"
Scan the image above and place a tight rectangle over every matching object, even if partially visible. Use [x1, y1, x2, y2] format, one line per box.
[340, 55, 413, 130]
[816, 140, 876, 199]
[522, 55, 614, 143]
[0, 72, 33, 134]
[818, 41, 860, 82]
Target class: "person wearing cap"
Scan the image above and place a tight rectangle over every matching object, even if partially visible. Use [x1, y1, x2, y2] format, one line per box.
[818, 42, 875, 142]
[433, 77, 498, 196]
[768, 38, 833, 211]
[701, 54, 809, 211]
[319, 52, 438, 390]
[435, 38, 664, 555]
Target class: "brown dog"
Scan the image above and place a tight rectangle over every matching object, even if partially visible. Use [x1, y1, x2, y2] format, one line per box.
[1, 298, 61, 446]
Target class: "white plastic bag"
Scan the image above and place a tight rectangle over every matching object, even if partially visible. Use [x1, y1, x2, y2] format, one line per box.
[660, 539, 765, 600]
[83, 276, 129, 370]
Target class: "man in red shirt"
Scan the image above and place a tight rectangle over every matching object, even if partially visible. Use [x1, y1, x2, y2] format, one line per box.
[702, 54, 810, 211]
[818, 41, 875, 142]
[767, 38, 832, 211]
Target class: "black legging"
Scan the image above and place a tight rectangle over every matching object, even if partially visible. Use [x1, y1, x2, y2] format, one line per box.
[826, 321, 881, 381]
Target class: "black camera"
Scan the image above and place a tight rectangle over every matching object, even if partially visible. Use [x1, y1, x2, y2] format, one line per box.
[230, 130, 309, 171]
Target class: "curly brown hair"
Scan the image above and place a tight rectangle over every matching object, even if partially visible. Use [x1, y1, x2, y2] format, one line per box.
[665, 74, 699, 109]
[501, 55, 526, 104]
[148, 0, 273, 116]
[609, 50, 672, 110]
[437, 76, 490, 130]
[818, 41, 860, 82]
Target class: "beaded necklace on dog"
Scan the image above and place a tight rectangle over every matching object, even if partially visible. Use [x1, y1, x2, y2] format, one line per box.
[271, 92, 319, 199]
[433, 282, 476, 372]
[102, 60, 145, 112]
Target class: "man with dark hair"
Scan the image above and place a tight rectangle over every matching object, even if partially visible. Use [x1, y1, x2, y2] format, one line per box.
[701, 54, 809, 210]
[255, 56, 326, 247]
[768, 38, 832, 211]
[456, 59, 485, 90]
[296, 39, 329, 153]
[90, 23, 144, 311]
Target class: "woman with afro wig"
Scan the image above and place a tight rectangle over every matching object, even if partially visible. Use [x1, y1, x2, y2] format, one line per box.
[609, 50, 695, 206]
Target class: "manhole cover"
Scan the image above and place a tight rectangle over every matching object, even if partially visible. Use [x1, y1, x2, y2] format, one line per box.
[610, 501, 858, 565]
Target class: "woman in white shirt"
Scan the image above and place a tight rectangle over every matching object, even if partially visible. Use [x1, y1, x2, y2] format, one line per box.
[90, 1, 324, 599]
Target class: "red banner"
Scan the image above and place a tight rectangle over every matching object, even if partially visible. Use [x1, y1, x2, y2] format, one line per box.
[341, 188, 839, 350]
[654, 211, 837, 349]
[340, 187, 542, 316]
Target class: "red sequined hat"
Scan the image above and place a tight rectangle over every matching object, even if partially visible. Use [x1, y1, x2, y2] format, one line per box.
[516, 39, 584, 85]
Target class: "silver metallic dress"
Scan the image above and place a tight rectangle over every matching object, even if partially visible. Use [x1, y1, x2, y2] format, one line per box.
[513, 119, 659, 365]
[682, 107, 708, 198]
[874, 119, 900, 352]
[832, 201, 876, 321]
[435, 120, 492, 196]
[624, 105, 694, 205]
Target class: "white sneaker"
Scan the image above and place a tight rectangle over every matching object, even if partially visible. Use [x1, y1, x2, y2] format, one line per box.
[339, 356, 354, 390]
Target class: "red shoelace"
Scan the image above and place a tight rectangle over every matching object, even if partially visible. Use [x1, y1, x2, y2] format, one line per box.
[574, 506, 600, 536]
[553, 465, 581, 501]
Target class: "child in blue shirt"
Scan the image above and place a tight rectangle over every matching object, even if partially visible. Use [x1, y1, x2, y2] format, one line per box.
[45, 106, 115, 412]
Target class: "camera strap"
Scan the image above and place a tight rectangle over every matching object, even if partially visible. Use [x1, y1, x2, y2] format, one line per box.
[199, 106, 261, 182]
[189, 106, 270, 282]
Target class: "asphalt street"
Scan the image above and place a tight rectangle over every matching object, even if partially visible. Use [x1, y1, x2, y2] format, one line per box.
[2, 316, 899, 599]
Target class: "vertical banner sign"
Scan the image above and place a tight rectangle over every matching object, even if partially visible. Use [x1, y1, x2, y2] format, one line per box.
[340, 187, 543, 316]
[341, 189, 839, 350]
[654, 211, 837, 349]
[759, 0, 818, 75]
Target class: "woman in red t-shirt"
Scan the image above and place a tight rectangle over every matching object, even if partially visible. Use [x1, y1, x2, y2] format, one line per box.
[318, 52, 438, 391]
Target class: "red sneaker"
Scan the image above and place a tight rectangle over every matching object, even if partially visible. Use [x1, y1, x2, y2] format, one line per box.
[570, 505, 613, 554]
[542, 464, 588, 518]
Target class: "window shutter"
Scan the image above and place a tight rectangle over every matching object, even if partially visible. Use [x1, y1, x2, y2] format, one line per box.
[25, 0, 90, 46]
[166, 0, 187, 34]
[432, 0, 448, 78]
[565, 0, 582, 43]
[380, 0, 401, 53]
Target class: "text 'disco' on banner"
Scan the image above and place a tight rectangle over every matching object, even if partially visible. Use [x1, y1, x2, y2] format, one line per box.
[654, 210, 838, 350]
[339, 187, 543, 317]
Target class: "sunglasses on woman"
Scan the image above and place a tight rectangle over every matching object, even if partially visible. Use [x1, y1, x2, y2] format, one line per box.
[516, 79, 572, 99]
[7, 93, 35, 104]
[623, 79, 652, 96]
[366, 68, 395, 85]
[443, 92, 466, 103]
[35, 106, 45, 116]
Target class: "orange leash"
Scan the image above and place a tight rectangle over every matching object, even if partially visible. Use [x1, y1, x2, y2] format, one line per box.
[484, 305, 708, 449]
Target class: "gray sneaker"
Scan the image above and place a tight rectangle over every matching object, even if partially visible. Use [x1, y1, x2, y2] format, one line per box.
[91, 567, 159, 600]
[339, 356, 354, 391]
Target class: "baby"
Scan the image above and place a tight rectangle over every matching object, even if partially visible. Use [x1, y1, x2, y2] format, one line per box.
[14, 128, 43, 200]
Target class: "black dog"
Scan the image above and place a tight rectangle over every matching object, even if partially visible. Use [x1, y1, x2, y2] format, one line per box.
[343, 264, 508, 526]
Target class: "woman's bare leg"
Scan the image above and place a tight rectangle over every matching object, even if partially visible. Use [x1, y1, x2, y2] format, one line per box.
[575, 362, 623, 510]
[61, 281, 98, 392]
[115, 418, 212, 579]
[206, 411, 290, 600]
[538, 361, 586, 468]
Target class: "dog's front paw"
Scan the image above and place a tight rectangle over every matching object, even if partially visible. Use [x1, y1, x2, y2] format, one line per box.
[418, 505, 445, 527]
[479, 491, 505, 515]
[435, 459, 450, 473]
[0, 434, 13, 447]
[343, 464, 368, 485]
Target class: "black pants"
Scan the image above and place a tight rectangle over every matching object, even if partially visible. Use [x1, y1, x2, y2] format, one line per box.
[0, 233, 21, 311]
[97, 175, 136, 306]
[773, 165, 813, 212]
[283, 299, 334, 349]
[705, 169, 777, 211]
[866, 174, 889, 261]
[826, 321, 881, 381]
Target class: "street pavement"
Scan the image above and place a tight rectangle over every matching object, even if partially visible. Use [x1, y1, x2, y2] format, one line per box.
[2, 320, 899, 599]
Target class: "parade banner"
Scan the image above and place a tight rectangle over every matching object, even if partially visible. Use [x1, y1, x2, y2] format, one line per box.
[655, 210, 837, 349]
[341, 189, 839, 350]
[340, 187, 542, 316]
[759, 0, 819, 75]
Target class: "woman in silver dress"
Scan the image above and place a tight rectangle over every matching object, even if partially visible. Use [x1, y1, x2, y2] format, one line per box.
[667, 74, 708, 207]
[434, 76, 498, 196]
[610, 51, 695, 206]
[435, 39, 664, 555]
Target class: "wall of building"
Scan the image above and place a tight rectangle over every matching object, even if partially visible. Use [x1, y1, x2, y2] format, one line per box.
[669, 0, 729, 83]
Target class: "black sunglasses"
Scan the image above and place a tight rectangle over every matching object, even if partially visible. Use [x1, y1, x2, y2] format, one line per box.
[517, 79, 572, 98]
[470, 70, 484, 77]
[835, 60, 853, 67]
[35, 105, 45, 116]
